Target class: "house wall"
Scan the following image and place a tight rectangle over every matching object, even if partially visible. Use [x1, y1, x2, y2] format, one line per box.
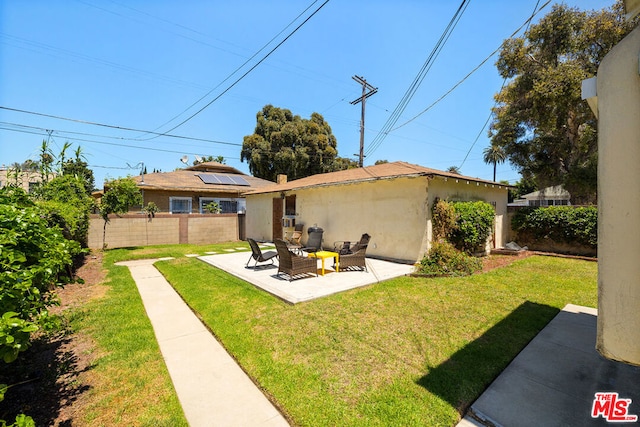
[596, 25, 640, 365]
[246, 175, 509, 263]
[87, 213, 241, 249]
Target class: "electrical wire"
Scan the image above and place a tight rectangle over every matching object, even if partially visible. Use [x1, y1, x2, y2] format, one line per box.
[137, 0, 324, 139]
[0, 106, 242, 146]
[144, 0, 331, 138]
[366, 0, 551, 161]
[458, 0, 544, 170]
[364, 0, 471, 158]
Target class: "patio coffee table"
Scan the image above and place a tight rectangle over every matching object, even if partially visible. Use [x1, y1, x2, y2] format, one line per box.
[308, 251, 339, 276]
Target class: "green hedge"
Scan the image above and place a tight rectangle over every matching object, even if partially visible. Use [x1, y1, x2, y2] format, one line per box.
[449, 201, 495, 254]
[0, 187, 83, 363]
[511, 206, 597, 248]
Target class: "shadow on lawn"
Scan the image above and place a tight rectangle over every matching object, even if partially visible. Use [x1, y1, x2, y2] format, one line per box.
[417, 301, 559, 414]
[0, 332, 92, 426]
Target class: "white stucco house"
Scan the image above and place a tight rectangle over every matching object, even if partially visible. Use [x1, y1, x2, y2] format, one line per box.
[244, 161, 511, 264]
[510, 185, 571, 207]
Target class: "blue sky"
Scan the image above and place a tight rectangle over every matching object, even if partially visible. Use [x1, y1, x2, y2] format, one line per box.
[0, 0, 614, 188]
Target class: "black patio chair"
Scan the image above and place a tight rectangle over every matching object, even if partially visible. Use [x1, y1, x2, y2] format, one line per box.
[245, 238, 278, 268]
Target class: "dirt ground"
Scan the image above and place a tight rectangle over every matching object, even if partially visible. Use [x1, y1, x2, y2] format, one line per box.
[0, 251, 530, 425]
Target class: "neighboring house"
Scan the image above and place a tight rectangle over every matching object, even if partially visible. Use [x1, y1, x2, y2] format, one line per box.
[244, 161, 511, 264]
[0, 167, 53, 193]
[128, 162, 274, 214]
[510, 185, 571, 207]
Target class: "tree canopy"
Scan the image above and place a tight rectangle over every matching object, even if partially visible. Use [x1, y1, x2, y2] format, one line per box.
[489, 1, 636, 204]
[241, 105, 354, 181]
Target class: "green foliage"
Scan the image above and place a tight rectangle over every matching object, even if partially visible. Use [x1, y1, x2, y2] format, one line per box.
[512, 206, 597, 248]
[490, 3, 636, 204]
[142, 201, 159, 218]
[0, 413, 36, 427]
[61, 158, 95, 194]
[241, 105, 344, 181]
[428, 199, 494, 274]
[36, 175, 94, 247]
[99, 177, 142, 249]
[417, 241, 482, 276]
[0, 187, 82, 363]
[449, 201, 495, 254]
[203, 201, 220, 214]
[193, 155, 225, 165]
[100, 177, 142, 222]
[431, 199, 457, 242]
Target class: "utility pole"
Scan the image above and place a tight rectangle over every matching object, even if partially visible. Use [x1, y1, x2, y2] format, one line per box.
[350, 75, 377, 167]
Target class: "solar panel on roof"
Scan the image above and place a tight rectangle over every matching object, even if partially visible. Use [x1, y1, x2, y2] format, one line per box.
[197, 173, 250, 186]
[229, 175, 250, 186]
[216, 174, 235, 185]
[197, 174, 221, 184]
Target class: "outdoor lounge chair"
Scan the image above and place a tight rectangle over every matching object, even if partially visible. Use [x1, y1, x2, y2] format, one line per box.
[333, 233, 371, 272]
[285, 223, 304, 253]
[245, 238, 278, 268]
[274, 239, 318, 281]
[302, 228, 323, 253]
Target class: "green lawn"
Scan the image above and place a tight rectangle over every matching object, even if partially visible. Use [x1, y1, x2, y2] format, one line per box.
[156, 251, 597, 426]
[72, 244, 597, 426]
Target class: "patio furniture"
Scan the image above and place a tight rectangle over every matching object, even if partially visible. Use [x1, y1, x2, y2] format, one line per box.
[274, 239, 318, 281]
[333, 233, 371, 272]
[285, 223, 304, 254]
[245, 238, 278, 268]
[307, 250, 339, 276]
[302, 225, 323, 253]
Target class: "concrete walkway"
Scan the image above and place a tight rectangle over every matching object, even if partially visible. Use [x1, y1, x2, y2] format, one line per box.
[115, 258, 289, 427]
[457, 304, 640, 427]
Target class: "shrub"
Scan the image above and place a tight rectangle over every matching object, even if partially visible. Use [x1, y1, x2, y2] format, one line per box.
[431, 199, 457, 242]
[36, 175, 94, 247]
[512, 206, 597, 248]
[0, 187, 83, 363]
[417, 241, 482, 276]
[449, 201, 495, 254]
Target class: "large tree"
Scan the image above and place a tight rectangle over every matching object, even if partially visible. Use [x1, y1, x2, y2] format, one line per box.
[241, 105, 344, 181]
[489, 2, 636, 204]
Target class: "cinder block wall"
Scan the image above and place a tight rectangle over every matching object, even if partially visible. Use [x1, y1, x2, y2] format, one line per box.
[88, 213, 241, 249]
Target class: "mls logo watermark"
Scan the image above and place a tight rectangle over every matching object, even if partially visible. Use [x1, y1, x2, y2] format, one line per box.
[592, 392, 638, 422]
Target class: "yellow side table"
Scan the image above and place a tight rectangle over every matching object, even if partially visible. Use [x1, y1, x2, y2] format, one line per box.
[308, 251, 339, 275]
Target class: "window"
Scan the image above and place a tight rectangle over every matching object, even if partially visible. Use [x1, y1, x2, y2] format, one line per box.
[170, 197, 192, 214]
[199, 197, 246, 214]
[285, 195, 296, 216]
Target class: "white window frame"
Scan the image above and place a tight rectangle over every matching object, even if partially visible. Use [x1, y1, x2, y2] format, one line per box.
[169, 197, 192, 214]
[199, 197, 245, 214]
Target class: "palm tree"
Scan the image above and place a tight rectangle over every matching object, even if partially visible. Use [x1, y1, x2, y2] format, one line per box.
[447, 166, 461, 175]
[483, 143, 507, 182]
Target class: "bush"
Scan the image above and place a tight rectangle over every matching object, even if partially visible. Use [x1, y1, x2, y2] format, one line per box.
[0, 187, 83, 363]
[36, 175, 94, 247]
[417, 241, 482, 277]
[449, 201, 495, 254]
[512, 206, 597, 248]
[431, 199, 457, 242]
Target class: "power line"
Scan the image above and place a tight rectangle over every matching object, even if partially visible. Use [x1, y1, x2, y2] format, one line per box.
[141, 0, 326, 138]
[390, 0, 551, 134]
[146, 0, 331, 138]
[364, 0, 471, 158]
[0, 106, 242, 146]
[458, 0, 545, 171]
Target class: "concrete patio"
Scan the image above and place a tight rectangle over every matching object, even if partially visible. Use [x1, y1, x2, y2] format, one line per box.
[197, 245, 415, 304]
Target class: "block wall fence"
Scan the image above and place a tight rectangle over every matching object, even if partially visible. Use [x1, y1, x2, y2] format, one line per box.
[88, 213, 246, 249]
